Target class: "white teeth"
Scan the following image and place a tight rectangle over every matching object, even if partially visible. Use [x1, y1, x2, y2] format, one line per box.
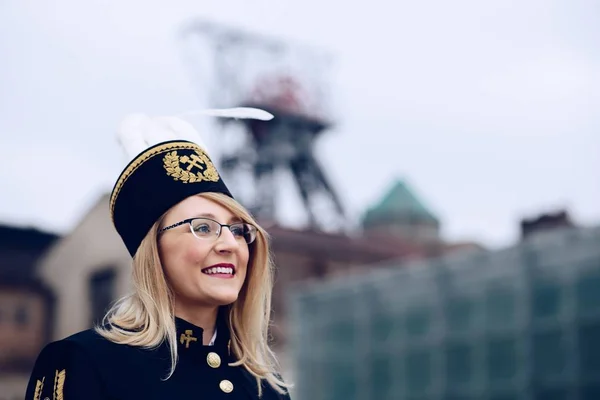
[202, 267, 234, 275]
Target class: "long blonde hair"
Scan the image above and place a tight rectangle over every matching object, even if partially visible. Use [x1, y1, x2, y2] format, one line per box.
[96, 192, 290, 396]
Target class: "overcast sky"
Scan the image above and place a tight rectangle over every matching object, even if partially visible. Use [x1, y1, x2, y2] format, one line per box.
[1, 0, 598, 249]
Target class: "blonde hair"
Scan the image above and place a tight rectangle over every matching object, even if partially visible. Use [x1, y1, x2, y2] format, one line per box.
[95, 192, 290, 396]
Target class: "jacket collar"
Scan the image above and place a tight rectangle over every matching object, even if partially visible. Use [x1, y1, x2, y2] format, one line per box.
[174, 308, 231, 357]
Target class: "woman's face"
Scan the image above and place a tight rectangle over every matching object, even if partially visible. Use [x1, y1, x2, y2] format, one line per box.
[158, 195, 249, 310]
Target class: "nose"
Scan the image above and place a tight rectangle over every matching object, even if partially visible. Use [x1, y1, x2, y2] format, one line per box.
[214, 227, 240, 253]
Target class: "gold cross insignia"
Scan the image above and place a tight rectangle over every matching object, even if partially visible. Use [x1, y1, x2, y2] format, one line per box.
[180, 329, 198, 349]
[163, 149, 220, 184]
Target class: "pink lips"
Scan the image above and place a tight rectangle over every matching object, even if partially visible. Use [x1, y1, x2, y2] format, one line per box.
[201, 263, 235, 278]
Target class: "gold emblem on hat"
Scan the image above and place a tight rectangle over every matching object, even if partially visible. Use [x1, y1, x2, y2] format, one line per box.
[163, 149, 219, 183]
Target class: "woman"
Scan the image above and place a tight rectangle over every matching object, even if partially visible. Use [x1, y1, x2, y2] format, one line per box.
[25, 112, 292, 399]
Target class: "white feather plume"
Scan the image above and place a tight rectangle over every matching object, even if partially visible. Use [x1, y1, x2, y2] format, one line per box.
[157, 117, 209, 148]
[116, 107, 272, 162]
[177, 107, 274, 121]
[116, 113, 155, 161]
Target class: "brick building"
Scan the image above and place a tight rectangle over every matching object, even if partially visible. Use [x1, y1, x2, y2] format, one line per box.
[0, 225, 57, 400]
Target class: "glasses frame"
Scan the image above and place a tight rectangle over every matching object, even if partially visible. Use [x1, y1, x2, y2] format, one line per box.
[158, 217, 257, 244]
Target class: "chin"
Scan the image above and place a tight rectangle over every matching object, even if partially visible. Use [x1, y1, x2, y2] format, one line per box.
[215, 298, 237, 306]
[210, 292, 240, 306]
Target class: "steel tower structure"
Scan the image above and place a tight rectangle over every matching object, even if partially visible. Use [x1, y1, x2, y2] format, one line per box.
[180, 20, 345, 231]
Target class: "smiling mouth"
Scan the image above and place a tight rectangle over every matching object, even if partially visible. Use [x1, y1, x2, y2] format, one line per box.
[201, 264, 235, 277]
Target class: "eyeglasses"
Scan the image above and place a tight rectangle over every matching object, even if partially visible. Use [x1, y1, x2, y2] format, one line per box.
[159, 217, 257, 244]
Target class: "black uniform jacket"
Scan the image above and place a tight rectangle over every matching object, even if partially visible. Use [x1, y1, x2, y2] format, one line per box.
[25, 314, 291, 400]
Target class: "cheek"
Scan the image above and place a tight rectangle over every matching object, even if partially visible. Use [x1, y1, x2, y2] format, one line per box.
[160, 238, 209, 278]
[239, 243, 249, 260]
[238, 246, 250, 274]
[180, 243, 208, 266]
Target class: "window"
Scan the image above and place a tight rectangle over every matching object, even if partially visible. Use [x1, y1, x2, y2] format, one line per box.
[312, 258, 327, 278]
[532, 329, 566, 380]
[89, 268, 117, 326]
[445, 341, 473, 388]
[15, 303, 29, 326]
[405, 349, 432, 395]
[485, 284, 518, 331]
[405, 305, 433, 338]
[446, 295, 474, 334]
[369, 350, 396, 400]
[533, 278, 563, 321]
[576, 267, 600, 317]
[486, 337, 517, 383]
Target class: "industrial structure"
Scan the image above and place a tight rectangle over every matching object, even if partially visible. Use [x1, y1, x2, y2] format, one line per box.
[181, 20, 345, 231]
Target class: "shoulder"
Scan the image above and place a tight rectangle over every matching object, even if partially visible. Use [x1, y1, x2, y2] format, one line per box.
[27, 329, 109, 379]
[37, 328, 118, 360]
[26, 328, 167, 399]
[61, 327, 164, 363]
[25, 329, 109, 399]
[32, 327, 150, 376]
[34, 329, 99, 363]
[63, 327, 113, 351]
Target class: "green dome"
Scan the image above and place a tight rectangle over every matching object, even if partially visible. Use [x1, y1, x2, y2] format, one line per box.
[363, 179, 439, 227]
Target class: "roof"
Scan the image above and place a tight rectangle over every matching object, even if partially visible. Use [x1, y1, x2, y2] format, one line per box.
[267, 225, 425, 264]
[0, 224, 59, 283]
[362, 179, 439, 226]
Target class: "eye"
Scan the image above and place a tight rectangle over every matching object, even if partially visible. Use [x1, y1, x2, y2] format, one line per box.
[230, 223, 257, 244]
[193, 222, 213, 235]
[229, 224, 245, 238]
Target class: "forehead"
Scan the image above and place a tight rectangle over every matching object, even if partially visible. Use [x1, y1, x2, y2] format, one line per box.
[164, 195, 237, 224]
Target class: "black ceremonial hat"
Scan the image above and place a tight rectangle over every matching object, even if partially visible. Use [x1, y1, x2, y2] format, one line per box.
[110, 139, 232, 257]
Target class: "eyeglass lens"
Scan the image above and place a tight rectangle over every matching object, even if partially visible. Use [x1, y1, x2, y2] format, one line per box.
[190, 218, 257, 244]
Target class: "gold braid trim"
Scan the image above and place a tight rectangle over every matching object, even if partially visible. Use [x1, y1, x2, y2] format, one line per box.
[53, 370, 57, 400]
[33, 377, 44, 400]
[54, 369, 65, 400]
[109, 142, 203, 221]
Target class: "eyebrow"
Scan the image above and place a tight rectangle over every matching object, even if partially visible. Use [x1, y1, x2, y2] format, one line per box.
[194, 213, 243, 224]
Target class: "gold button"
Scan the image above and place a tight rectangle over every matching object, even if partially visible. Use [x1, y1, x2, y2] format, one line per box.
[219, 379, 234, 393]
[207, 352, 221, 368]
